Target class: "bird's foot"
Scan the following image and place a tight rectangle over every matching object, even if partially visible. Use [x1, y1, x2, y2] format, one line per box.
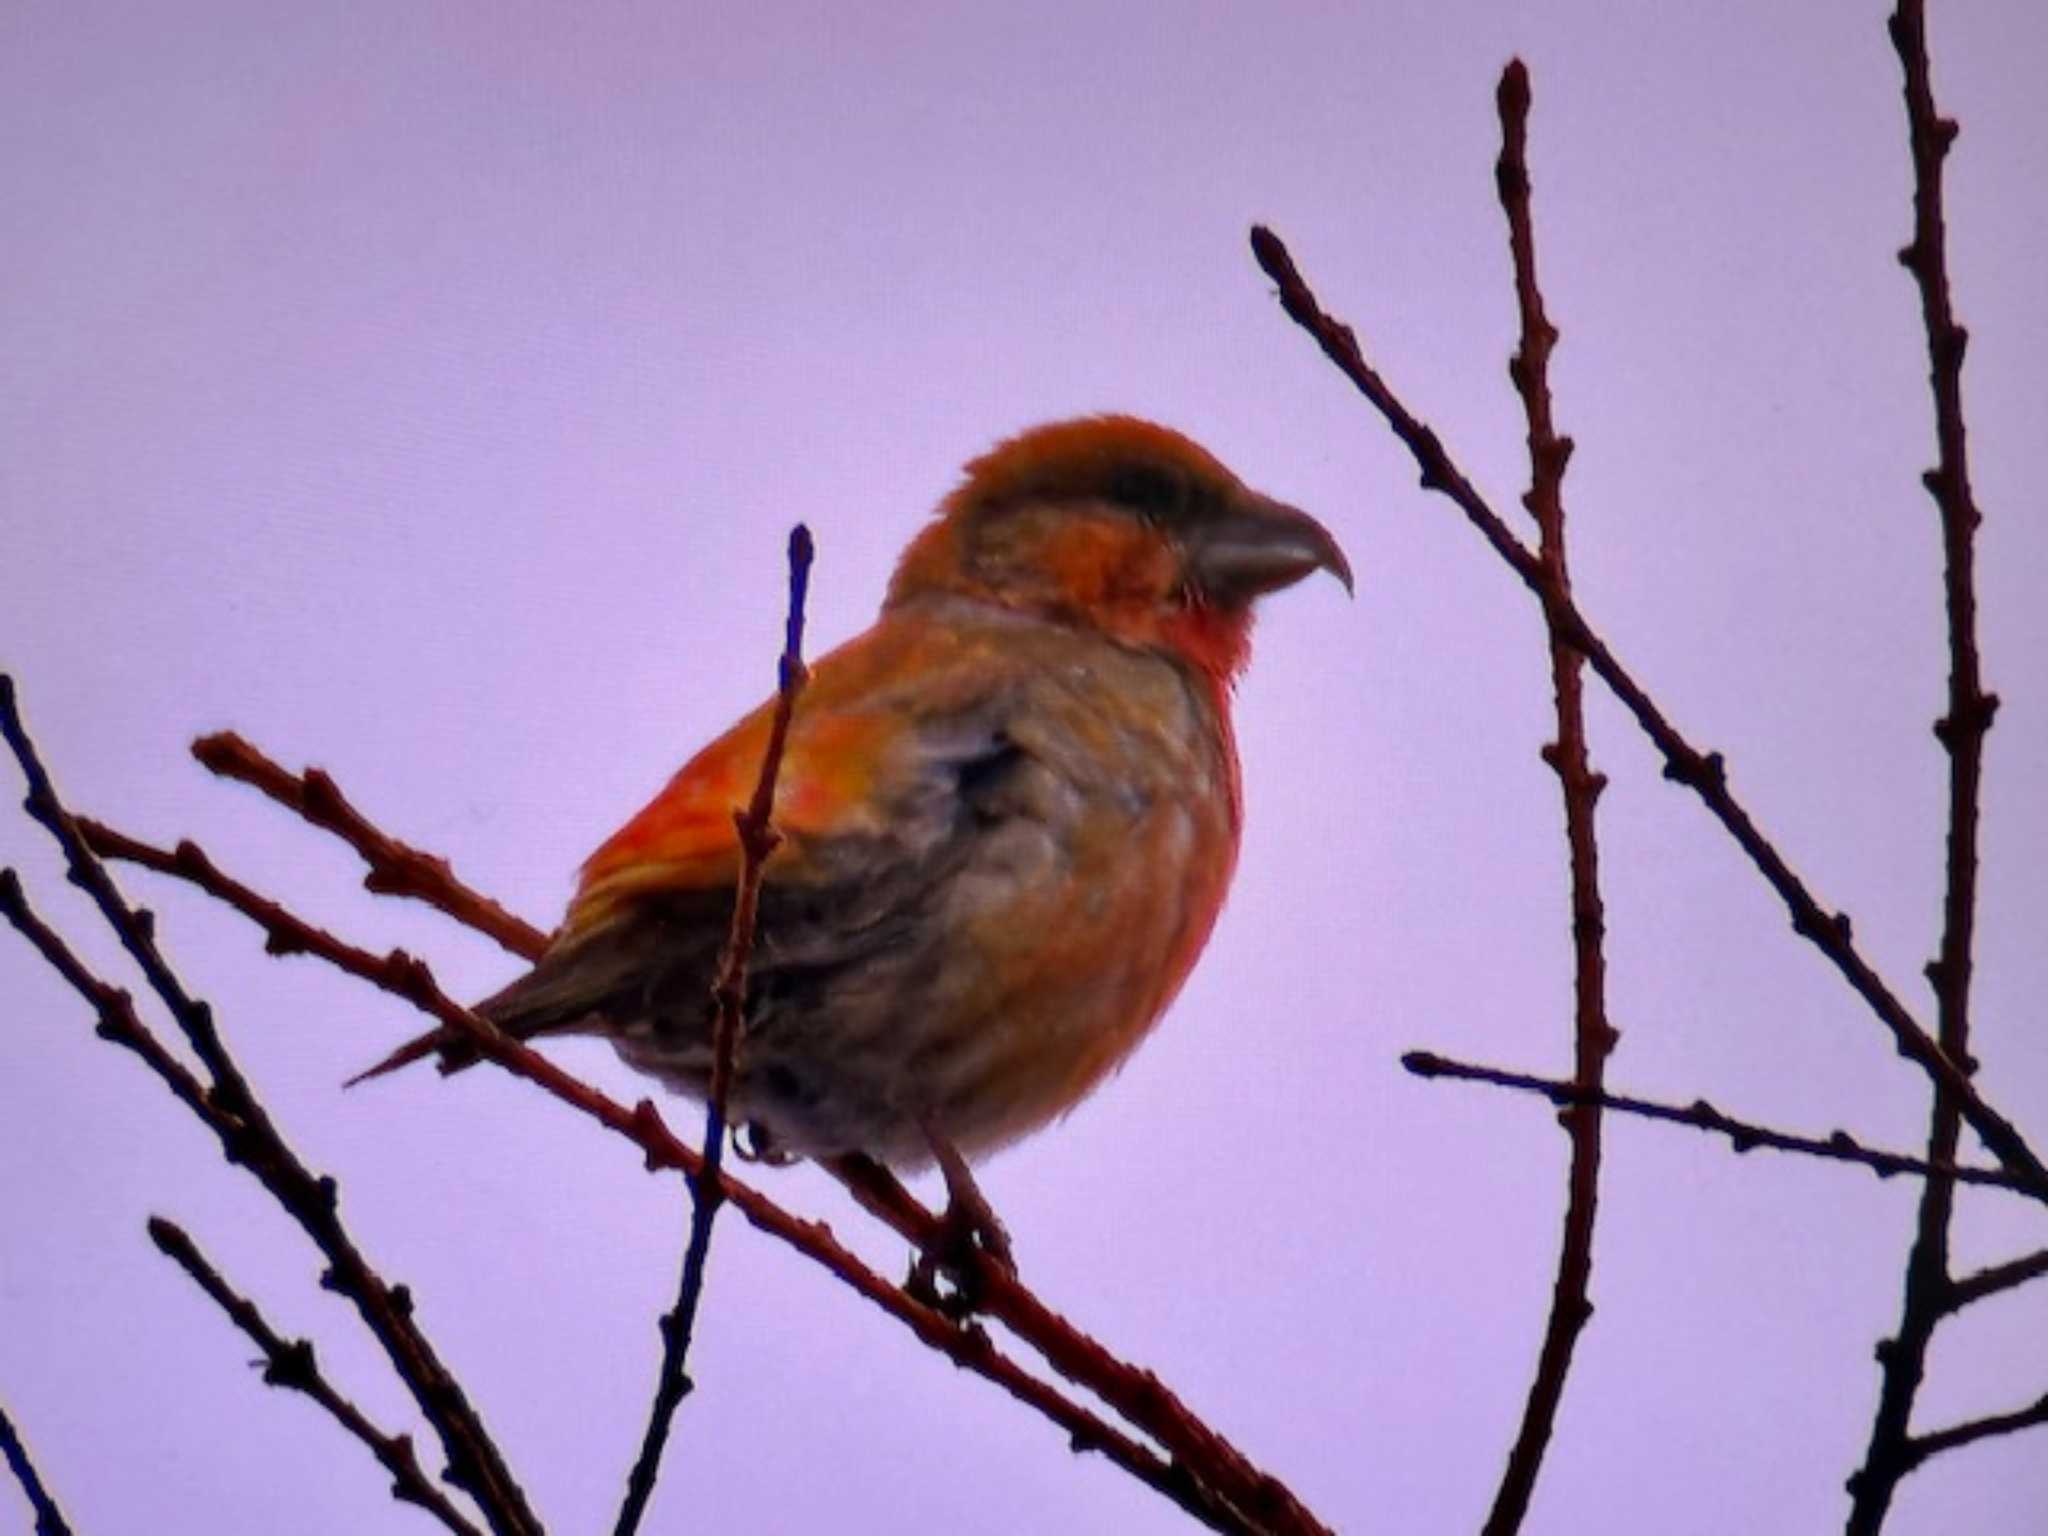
[931, 1129, 1016, 1275]
[906, 1129, 1015, 1316]
[733, 1120, 798, 1166]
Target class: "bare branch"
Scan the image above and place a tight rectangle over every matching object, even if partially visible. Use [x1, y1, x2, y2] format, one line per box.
[2, 867, 218, 1126]
[148, 1217, 485, 1536]
[614, 524, 813, 1536]
[1852, 4, 2004, 1521]
[0, 678, 543, 1536]
[1944, 1248, 2048, 1314]
[1245, 225, 2046, 1194]
[191, 731, 547, 960]
[0, 1396, 72, 1536]
[1892, 1391, 2048, 1477]
[825, 1155, 1325, 1535]
[1402, 1052, 2044, 1199]
[2, 676, 257, 1113]
[1481, 58, 1617, 1536]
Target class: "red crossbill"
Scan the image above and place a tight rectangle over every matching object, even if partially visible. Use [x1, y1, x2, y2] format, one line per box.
[367, 416, 1348, 1171]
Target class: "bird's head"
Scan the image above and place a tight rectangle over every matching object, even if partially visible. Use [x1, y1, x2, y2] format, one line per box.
[887, 416, 1351, 680]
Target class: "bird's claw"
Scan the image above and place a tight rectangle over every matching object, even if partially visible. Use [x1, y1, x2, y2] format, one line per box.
[733, 1120, 798, 1166]
[905, 1129, 1016, 1316]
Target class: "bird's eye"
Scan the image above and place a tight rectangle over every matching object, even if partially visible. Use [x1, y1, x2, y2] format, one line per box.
[1108, 463, 1182, 523]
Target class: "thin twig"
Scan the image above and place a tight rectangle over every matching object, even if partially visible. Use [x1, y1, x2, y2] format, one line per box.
[148, 1217, 486, 1536]
[1943, 1247, 2048, 1314]
[613, 525, 813, 1536]
[707, 525, 815, 1119]
[192, 732, 546, 959]
[2, 677, 257, 1114]
[0, 1396, 72, 1536]
[0, 678, 544, 1536]
[1482, 58, 1616, 1536]
[1402, 1052, 2045, 1198]
[2, 866, 219, 1126]
[1896, 1391, 2048, 1474]
[1245, 224, 2046, 1193]
[79, 819, 1260, 1535]
[1849, 2, 2003, 1529]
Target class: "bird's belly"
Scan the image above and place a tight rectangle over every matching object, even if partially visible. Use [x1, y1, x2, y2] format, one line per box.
[613, 640, 1240, 1170]
[645, 795, 1232, 1169]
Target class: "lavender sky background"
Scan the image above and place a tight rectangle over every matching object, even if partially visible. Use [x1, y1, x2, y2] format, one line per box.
[4, 3, 2046, 1532]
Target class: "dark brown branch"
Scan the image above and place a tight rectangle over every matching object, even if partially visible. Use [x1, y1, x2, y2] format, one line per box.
[614, 524, 813, 1536]
[1246, 224, 2047, 1194]
[1, 867, 219, 1127]
[825, 1156, 1323, 1536]
[2, 677, 257, 1115]
[1894, 1392, 2048, 1473]
[1402, 1052, 2045, 1199]
[80, 819, 1261, 1536]
[191, 732, 546, 960]
[0, 679, 543, 1536]
[1848, 3, 2004, 1531]
[1943, 1248, 2048, 1314]
[1482, 59, 1616, 1536]
[0, 1396, 72, 1536]
[148, 1217, 485, 1536]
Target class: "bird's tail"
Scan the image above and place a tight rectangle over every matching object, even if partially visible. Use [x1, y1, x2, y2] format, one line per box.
[345, 1027, 457, 1086]
[346, 928, 626, 1087]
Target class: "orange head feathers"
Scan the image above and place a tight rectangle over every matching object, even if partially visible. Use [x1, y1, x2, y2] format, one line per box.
[886, 416, 1350, 680]
[359, 417, 1349, 1173]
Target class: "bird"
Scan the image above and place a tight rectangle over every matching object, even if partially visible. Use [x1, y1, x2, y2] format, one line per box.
[361, 416, 1349, 1209]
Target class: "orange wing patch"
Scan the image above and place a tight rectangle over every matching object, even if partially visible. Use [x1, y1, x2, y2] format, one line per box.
[561, 623, 964, 941]
[568, 710, 893, 935]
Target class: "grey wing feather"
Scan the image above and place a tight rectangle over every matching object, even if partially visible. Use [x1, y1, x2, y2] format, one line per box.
[352, 690, 1041, 1090]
